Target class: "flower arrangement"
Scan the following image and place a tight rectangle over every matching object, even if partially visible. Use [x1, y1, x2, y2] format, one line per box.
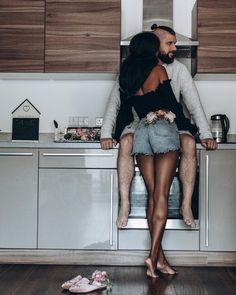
[146, 110, 176, 124]
[91, 270, 112, 293]
[64, 127, 101, 141]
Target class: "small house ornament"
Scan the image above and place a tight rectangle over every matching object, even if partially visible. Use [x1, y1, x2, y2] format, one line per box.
[12, 99, 40, 142]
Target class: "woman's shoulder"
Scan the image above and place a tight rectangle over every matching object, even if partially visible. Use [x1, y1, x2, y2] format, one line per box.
[151, 64, 168, 82]
[143, 65, 166, 87]
[153, 64, 167, 74]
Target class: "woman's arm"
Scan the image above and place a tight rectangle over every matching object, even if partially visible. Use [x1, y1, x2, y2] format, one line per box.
[114, 93, 134, 142]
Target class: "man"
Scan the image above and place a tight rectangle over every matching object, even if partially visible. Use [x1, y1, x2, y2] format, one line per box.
[100, 26, 217, 228]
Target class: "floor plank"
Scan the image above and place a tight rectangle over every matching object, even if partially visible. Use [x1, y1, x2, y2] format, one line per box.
[0, 265, 235, 295]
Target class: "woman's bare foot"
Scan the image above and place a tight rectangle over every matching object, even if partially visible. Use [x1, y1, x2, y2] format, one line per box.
[180, 206, 196, 228]
[145, 258, 158, 278]
[156, 261, 178, 275]
[116, 202, 130, 228]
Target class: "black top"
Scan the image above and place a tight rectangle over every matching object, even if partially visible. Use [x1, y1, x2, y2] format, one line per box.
[114, 80, 198, 141]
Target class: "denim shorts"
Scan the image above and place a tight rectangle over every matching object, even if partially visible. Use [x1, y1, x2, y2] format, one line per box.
[132, 118, 180, 156]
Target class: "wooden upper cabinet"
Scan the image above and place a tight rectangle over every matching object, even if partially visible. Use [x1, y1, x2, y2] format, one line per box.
[198, 0, 236, 73]
[0, 0, 45, 72]
[45, 0, 120, 73]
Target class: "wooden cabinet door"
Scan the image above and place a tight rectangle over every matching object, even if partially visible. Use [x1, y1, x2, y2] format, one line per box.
[198, 0, 236, 73]
[45, 0, 120, 73]
[0, 0, 45, 72]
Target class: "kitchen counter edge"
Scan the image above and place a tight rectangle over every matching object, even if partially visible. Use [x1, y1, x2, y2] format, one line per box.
[1, 133, 236, 149]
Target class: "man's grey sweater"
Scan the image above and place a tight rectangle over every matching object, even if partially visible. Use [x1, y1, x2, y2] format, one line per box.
[101, 59, 212, 140]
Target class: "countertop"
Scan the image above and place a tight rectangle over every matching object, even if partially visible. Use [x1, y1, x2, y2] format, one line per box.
[0, 133, 236, 149]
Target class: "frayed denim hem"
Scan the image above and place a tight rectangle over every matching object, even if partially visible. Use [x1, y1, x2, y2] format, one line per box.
[133, 147, 180, 156]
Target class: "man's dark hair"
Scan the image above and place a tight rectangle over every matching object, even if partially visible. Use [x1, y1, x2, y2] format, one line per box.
[151, 24, 176, 36]
[119, 32, 160, 96]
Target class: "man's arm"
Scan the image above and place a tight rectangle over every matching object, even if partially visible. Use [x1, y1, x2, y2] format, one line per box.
[179, 65, 213, 138]
[179, 65, 217, 149]
[100, 79, 120, 149]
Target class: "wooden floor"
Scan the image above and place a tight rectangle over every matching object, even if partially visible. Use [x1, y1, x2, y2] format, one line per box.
[0, 265, 235, 295]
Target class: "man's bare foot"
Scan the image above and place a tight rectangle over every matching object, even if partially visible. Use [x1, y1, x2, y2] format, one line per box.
[145, 258, 158, 278]
[156, 261, 178, 275]
[180, 206, 196, 228]
[116, 202, 130, 228]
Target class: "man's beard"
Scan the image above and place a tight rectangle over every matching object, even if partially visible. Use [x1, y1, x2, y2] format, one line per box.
[158, 51, 175, 64]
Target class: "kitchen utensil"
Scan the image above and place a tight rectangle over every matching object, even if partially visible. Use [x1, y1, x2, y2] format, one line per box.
[210, 114, 230, 143]
[53, 120, 58, 128]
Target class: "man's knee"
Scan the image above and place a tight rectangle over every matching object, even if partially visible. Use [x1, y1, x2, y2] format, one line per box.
[180, 134, 196, 157]
[119, 133, 134, 155]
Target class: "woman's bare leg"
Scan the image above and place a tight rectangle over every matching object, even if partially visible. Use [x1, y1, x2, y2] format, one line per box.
[138, 151, 178, 277]
[136, 155, 156, 276]
[136, 155, 155, 234]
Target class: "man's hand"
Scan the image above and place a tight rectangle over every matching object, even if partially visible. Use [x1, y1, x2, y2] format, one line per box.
[200, 138, 217, 150]
[100, 138, 117, 150]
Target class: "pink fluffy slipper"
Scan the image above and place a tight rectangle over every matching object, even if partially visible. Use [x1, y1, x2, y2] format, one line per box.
[69, 270, 112, 294]
[61, 274, 82, 290]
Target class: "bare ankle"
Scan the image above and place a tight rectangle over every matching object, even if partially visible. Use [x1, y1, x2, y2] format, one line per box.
[145, 257, 158, 278]
[116, 203, 130, 228]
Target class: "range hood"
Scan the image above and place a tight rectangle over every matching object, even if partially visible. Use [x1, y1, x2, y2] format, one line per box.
[121, 0, 199, 47]
[121, 32, 199, 46]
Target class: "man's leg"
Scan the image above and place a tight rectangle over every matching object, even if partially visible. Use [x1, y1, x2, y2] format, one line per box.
[116, 133, 134, 228]
[179, 133, 197, 228]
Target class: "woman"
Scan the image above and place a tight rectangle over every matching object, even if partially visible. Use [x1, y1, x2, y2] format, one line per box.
[114, 32, 197, 278]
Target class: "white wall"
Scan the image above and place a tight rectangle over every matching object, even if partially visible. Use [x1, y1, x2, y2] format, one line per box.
[195, 81, 236, 134]
[0, 79, 114, 132]
[0, 0, 235, 135]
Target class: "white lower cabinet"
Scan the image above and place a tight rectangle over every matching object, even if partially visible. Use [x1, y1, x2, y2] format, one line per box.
[1, 145, 236, 254]
[0, 149, 38, 248]
[200, 150, 236, 251]
[38, 149, 118, 249]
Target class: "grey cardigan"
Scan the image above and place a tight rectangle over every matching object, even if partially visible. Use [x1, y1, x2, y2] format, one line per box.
[101, 59, 212, 140]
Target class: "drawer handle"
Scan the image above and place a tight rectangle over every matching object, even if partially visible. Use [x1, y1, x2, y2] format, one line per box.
[110, 173, 114, 246]
[42, 153, 114, 157]
[0, 152, 33, 156]
[205, 154, 209, 247]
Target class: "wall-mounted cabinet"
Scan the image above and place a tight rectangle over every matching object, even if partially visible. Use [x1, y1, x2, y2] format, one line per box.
[45, 0, 120, 72]
[0, 0, 45, 72]
[0, 0, 120, 73]
[198, 0, 236, 73]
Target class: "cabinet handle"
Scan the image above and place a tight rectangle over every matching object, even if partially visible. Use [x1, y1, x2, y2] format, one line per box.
[205, 154, 209, 247]
[42, 153, 114, 157]
[0, 152, 33, 156]
[109, 173, 114, 246]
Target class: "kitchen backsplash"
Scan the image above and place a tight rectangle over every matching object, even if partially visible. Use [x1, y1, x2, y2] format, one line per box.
[0, 79, 114, 133]
[0, 78, 235, 134]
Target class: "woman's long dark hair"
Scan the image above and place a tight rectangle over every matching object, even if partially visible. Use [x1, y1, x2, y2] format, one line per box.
[119, 32, 160, 96]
